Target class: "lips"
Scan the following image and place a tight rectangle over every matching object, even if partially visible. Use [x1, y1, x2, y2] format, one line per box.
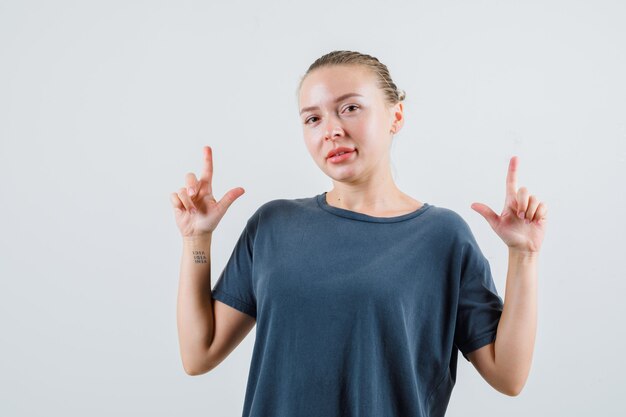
[326, 147, 356, 159]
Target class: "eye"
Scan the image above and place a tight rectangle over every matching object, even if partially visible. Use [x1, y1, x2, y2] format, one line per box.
[304, 116, 319, 124]
[343, 104, 359, 113]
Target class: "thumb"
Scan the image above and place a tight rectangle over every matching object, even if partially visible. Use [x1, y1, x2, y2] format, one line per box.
[470, 202, 499, 229]
[217, 187, 246, 213]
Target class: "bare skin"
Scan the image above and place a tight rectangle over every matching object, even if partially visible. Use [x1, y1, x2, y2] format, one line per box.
[464, 156, 547, 396]
[171, 146, 256, 375]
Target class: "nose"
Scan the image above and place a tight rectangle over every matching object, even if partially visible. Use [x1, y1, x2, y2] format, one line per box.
[323, 116, 344, 141]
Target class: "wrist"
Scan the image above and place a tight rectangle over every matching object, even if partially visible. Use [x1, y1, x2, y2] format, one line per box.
[508, 247, 539, 261]
[183, 233, 213, 245]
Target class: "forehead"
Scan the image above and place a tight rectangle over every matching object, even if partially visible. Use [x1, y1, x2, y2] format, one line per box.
[299, 65, 379, 105]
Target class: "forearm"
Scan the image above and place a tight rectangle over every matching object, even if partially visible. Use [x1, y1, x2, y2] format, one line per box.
[176, 234, 215, 375]
[493, 248, 538, 394]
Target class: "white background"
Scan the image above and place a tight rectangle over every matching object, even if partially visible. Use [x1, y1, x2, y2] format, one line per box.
[1, 0, 624, 415]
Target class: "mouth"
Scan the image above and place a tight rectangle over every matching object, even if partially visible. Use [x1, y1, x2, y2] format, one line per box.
[327, 149, 356, 163]
[326, 146, 357, 159]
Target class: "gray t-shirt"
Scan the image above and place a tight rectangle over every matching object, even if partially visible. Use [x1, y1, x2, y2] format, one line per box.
[211, 192, 504, 417]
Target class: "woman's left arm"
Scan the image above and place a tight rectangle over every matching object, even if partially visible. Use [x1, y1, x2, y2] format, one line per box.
[466, 156, 547, 396]
[468, 249, 538, 396]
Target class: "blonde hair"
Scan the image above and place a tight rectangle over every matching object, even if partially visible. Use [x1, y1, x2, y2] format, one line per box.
[297, 50, 406, 106]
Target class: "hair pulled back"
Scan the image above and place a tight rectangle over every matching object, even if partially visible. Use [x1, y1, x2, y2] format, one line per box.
[298, 50, 406, 106]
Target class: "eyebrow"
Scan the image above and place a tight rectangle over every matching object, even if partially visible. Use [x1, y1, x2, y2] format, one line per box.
[299, 93, 364, 115]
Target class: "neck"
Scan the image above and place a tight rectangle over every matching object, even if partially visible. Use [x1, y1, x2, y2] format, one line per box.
[326, 174, 406, 213]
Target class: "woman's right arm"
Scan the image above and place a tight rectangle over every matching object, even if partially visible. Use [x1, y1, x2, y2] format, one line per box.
[171, 146, 254, 376]
[176, 234, 215, 375]
[177, 234, 257, 375]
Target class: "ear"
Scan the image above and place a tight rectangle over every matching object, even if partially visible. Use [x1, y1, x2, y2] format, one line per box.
[390, 102, 404, 134]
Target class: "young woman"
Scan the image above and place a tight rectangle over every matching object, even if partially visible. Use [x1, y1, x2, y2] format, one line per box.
[171, 50, 547, 417]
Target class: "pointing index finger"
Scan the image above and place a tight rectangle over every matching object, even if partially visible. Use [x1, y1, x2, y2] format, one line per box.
[199, 146, 214, 196]
[506, 156, 518, 199]
[201, 146, 213, 182]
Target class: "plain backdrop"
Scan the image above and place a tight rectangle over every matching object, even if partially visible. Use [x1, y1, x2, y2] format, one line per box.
[1, 0, 625, 416]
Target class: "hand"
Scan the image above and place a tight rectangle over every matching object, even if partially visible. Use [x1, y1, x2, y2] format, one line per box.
[470, 156, 547, 254]
[170, 146, 245, 238]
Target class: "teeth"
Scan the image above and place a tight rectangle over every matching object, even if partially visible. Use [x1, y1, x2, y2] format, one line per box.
[336, 152, 345, 156]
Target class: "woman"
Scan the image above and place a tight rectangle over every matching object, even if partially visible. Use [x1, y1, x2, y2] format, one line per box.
[171, 50, 547, 417]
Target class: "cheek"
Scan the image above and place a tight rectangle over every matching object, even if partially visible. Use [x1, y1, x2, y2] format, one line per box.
[302, 133, 319, 155]
[350, 113, 378, 132]
[303, 127, 323, 145]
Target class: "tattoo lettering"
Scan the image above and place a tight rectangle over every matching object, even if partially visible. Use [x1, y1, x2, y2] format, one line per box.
[192, 250, 208, 264]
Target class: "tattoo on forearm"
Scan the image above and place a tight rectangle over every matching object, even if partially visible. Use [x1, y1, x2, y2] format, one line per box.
[192, 250, 208, 264]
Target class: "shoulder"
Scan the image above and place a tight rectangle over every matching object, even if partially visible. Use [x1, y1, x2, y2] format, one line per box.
[248, 195, 317, 224]
[422, 204, 479, 247]
[426, 204, 471, 231]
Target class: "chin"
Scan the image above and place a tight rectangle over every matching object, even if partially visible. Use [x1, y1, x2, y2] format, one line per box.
[327, 169, 359, 182]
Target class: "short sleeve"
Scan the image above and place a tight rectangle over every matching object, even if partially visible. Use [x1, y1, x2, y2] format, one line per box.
[453, 222, 504, 362]
[211, 212, 258, 319]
